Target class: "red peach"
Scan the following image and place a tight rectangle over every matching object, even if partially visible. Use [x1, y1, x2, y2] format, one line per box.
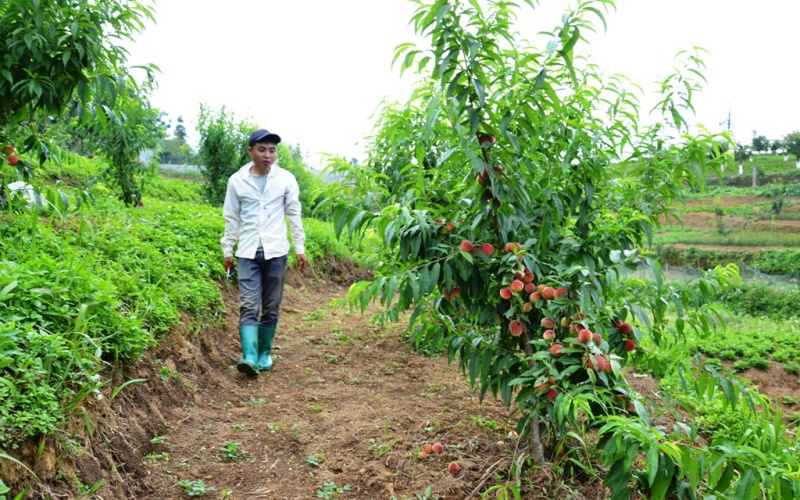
[546, 388, 558, 401]
[549, 344, 563, 357]
[422, 443, 433, 454]
[543, 330, 555, 341]
[450, 287, 460, 299]
[448, 461, 460, 473]
[478, 134, 495, 145]
[542, 287, 556, 301]
[618, 322, 632, 335]
[529, 292, 542, 303]
[624, 339, 636, 352]
[446, 221, 456, 232]
[510, 320, 523, 337]
[2, 145, 14, 155]
[432, 443, 443, 453]
[7, 155, 19, 166]
[578, 329, 592, 343]
[522, 302, 532, 313]
[593, 333, 602, 345]
[537, 284, 546, 293]
[460, 240, 474, 252]
[604, 357, 613, 374]
[554, 287, 568, 299]
[524, 282, 536, 294]
[541, 317, 555, 329]
[511, 280, 524, 293]
[523, 269, 534, 283]
[478, 243, 494, 256]
[499, 287, 512, 300]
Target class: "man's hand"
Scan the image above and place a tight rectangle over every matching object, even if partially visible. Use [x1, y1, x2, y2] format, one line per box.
[296, 254, 309, 273]
[223, 256, 234, 270]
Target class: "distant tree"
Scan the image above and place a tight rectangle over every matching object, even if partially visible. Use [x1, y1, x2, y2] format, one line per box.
[784, 131, 800, 160]
[751, 135, 769, 153]
[196, 105, 252, 205]
[174, 115, 187, 143]
[734, 143, 751, 163]
[770, 139, 784, 154]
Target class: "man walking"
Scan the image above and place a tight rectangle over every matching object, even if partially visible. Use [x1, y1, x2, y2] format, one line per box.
[221, 128, 308, 377]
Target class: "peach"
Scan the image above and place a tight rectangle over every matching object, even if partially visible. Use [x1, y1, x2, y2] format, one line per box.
[499, 287, 512, 300]
[460, 240, 474, 252]
[578, 329, 592, 343]
[541, 317, 555, 329]
[511, 280, 524, 293]
[542, 287, 556, 301]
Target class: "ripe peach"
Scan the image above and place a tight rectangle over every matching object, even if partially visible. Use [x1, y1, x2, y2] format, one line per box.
[603, 357, 613, 374]
[554, 287, 568, 299]
[546, 388, 558, 401]
[529, 292, 541, 303]
[543, 330, 555, 341]
[537, 284, 546, 293]
[523, 269, 534, 283]
[542, 287, 556, 301]
[422, 443, 433, 454]
[419, 450, 428, 459]
[624, 339, 636, 352]
[510, 320, 523, 337]
[592, 333, 602, 345]
[524, 282, 536, 294]
[541, 317, 555, 329]
[578, 329, 592, 343]
[460, 240, 474, 252]
[618, 322, 632, 335]
[588, 355, 605, 372]
[493, 165, 504, 177]
[478, 134, 495, 145]
[432, 443, 443, 453]
[535, 381, 551, 393]
[522, 302, 532, 313]
[2, 145, 14, 155]
[450, 287, 460, 299]
[511, 280, 524, 293]
[446, 221, 456, 232]
[478, 243, 494, 256]
[448, 461, 460, 473]
[499, 287, 512, 300]
[549, 344, 563, 357]
[7, 155, 18, 166]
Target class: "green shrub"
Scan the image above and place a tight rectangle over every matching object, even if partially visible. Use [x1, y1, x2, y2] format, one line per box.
[715, 282, 800, 319]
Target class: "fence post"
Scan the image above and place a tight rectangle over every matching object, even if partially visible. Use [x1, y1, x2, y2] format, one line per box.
[751, 165, 757, 188]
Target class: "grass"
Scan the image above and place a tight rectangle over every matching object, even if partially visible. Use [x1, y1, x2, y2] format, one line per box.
[654, 227, 800, 247]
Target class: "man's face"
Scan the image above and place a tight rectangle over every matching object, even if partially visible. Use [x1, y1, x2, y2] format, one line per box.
[248, 142, 277, 169]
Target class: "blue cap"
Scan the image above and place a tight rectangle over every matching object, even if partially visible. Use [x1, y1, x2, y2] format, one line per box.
[248, 129, 281, 147]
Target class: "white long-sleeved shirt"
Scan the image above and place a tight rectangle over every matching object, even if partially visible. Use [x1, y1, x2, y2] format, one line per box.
[221, 162, 306, 259]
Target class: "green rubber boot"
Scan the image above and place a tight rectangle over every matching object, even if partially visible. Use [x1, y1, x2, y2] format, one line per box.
[256, 325, 276, 371]
[237, 325, 259, 377]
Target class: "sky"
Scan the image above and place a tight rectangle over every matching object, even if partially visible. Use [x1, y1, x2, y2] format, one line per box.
[126, 0, 800, 170]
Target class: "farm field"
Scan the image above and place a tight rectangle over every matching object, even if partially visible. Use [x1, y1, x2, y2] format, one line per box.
[4, 0, 800, 498]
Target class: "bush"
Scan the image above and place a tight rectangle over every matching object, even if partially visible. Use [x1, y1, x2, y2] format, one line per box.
[715, 282, 800, 319]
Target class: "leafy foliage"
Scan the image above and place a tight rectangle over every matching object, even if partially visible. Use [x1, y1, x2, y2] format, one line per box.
[196, 105, 252, 206]
[320, 0, 732, 476]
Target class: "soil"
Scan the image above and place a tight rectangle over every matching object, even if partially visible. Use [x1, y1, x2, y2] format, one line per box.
[10, 269, 613, 500]
[730, 364, 800, 417]
[666, 211, 800, 234]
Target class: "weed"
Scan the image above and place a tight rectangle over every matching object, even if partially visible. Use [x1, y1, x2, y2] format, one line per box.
[785, 362, 800, 375]
[247, 398, 266, 407]
[179, 479, 212, 497]
[150, 434, 166, 445]
[230, 423, 251, 431]
[782, 396, 799, 406]
[309, 403, 323, 413]
[219, 442, 246, 462]
[267, 423, 284, 434]
[317, 481, 350, 499]
[143, 452, 169, 464]
[305, 453, 326, 467]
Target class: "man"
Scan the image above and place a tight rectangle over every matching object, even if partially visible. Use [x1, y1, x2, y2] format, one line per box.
[221, 128, 308, 377]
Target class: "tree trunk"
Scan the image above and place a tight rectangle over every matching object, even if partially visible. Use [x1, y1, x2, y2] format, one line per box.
[520, 330, 548, 465]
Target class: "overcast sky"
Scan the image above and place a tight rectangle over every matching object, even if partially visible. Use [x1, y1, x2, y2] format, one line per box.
[127, 0, 800, 169]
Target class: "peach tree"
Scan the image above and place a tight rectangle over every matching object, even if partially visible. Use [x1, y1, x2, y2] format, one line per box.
[321, 0, 734, 485]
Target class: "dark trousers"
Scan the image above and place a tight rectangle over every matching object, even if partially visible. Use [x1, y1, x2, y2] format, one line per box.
[237, 251, 288, 327]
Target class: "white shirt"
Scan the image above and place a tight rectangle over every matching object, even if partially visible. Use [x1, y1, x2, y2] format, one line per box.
[221, 162, 306, 259]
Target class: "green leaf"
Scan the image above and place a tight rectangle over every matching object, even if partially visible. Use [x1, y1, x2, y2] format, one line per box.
[646, 445, 659, 487]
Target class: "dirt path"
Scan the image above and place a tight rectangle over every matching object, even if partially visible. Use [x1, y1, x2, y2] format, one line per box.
[108, 274, 599, 500]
